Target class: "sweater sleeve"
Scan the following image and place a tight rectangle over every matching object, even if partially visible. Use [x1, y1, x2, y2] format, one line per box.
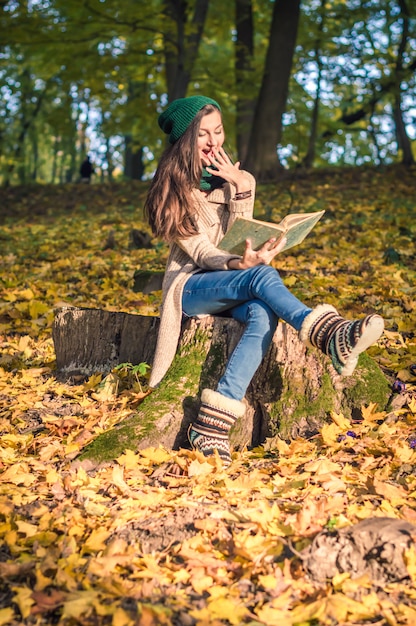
[228, 171, 256, 219]
[176, 235, 240, 270]
[176, 171, 256, 270]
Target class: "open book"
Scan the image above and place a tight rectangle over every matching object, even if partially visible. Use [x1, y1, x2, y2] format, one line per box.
[218, 210, 325, 256]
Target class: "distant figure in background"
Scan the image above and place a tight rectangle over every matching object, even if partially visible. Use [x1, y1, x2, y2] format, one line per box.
[79, 156, 94, 183]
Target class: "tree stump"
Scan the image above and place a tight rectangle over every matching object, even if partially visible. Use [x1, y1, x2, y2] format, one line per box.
[52, 307, 390, 463]
[302, 517, 416, 585]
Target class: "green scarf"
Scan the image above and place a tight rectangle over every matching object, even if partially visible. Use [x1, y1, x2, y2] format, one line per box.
[200, 167, 226, 192]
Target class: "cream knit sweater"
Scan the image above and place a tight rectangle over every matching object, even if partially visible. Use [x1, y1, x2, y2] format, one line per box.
[148, 171, 256, 388]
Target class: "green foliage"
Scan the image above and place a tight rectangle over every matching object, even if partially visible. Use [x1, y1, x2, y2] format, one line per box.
[1, 0, 415, 184]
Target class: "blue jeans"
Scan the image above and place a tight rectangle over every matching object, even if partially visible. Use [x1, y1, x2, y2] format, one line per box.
[182, 265, 312, 400]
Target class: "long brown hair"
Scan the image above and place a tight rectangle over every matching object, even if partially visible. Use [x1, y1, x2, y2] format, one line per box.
[144, 104, 220, 242]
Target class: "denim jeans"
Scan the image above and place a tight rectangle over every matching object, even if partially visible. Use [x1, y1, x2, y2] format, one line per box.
[182, 265, 312, 400]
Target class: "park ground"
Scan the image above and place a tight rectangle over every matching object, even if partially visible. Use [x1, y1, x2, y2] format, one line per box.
[0, 165, 415, 625]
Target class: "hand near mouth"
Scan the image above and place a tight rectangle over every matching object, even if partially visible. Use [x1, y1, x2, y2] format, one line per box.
[205, 148, 249, 193]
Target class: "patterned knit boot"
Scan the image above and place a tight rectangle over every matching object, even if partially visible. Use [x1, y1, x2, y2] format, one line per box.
[188, 389, 246, 466]
[299, 304, 384, 376]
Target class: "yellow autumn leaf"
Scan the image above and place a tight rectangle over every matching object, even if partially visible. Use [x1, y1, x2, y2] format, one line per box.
[112, 607, 135, 626]
[0, 463, 37, 486]
[404, 545, 416, 584]
[83, 373, 103, 390]
[327, 592, 379, 622]
[11, 585, 34, 619]
[361, 402, 387, 422]
[87, 555, 132, 577]
[206, 596, 248, 625]
[0, 608, 15, 626]
[18, 334, 32, 353]
[398, 604, 416, 625]
[15, 520, 39, 537]
[383, 329, 405, 343]
[61, 590, 100, 619]
[83, 500, 111, 516]
[284, 275, 297, 287]
[258, 574, 279, 590]
[290, 598, 327, 621]
[38, 441, 64, 462]
[321, 422, 343, 445]
[330, 411, 351, 430]
[304, 457, 341, 475]
[116, 449, 142, 470]
[188, 458, 214, 477]
[233, 528, 272, 558]
[18, 288, 35, 301]
[45, 468, 61, 484]
[28, 299, 49, 319]
[373, 478, 408, 505]
[2, 291, 17, 302]
[255, 605, 292, 626]
[91, 372, 119, 401]
[111, 464, 130, 492]
[82, 528, 111, 553]
[139, 446, 172, 464]
[172, 569, 190, 584]
[190, 571, 214, 594]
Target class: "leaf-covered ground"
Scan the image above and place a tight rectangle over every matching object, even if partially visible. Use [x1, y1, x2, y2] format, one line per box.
[0, 165, 415, 626]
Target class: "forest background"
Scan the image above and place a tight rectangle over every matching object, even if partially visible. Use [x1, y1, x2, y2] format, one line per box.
[1, 0, 416, 625]
[0, 0, 415, 184]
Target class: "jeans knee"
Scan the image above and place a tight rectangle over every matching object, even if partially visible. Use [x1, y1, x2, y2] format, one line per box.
[248, 264, 282, 288]
[247, 300, 278, 334]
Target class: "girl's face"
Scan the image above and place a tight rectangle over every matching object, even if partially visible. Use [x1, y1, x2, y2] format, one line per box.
[197, 110, 224, 166]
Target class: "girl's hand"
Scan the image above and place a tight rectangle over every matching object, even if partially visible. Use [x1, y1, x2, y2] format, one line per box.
[228, 236, 288, 270]
[205, 147, 249, 192]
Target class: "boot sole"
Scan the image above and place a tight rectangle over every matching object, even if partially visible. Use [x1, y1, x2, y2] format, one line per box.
[340, 315, 384, 376]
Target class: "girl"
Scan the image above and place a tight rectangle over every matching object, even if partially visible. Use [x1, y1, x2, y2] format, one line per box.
[144, 95, 384, 466]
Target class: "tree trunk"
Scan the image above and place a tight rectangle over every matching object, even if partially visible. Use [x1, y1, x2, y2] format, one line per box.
[235, 0, 256, 164]
[303, 517, 416, 586]
[163, 0, 210, 101]
[52, 307, 390, 464]
[392, 0, 414, 166]
[302, 0, 326, 169]
[244, 0, 300, 180]
[124, 136, 144, 180]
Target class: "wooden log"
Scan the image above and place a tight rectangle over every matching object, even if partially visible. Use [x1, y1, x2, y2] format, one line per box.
[52, 307, 390, 462]
[302, 517, 416, 585]
[53, 306, 159, 375]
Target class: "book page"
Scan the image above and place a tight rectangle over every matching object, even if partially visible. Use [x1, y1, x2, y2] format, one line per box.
[218, 219, 285, 255]
[280, 212, 320, 229]
[218, 210, 325, 255]
[280, 210, 325, 251]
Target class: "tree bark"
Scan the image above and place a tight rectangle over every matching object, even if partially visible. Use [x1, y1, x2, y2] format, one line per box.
[52, 307, 390, 464]
[302, 0, 326, 169]
[392, 0, 414, 166]
[244, 0, 301, 180]
[163, 0, 210, 101]
[235, 0, 256, 164]
[303, 517, 416, 586]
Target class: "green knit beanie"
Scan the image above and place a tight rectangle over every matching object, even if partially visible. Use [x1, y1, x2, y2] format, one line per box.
[158, 96, 221, 144]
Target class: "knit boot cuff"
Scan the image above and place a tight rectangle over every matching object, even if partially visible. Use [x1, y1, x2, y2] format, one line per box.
[201, 389, 246, 418]
[299, 304, 339, 346]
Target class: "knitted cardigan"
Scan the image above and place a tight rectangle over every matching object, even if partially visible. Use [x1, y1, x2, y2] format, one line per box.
[148, 171, 256, 388]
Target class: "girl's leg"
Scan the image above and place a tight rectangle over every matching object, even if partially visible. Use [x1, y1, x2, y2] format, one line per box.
[216, 300, 278, 400]
[184, 264, 384, 378]
[185, 266, 384, 465]
[187, 302, 277, 465]
[185, 268, 293, 464]
[183, 265, 311, 330]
